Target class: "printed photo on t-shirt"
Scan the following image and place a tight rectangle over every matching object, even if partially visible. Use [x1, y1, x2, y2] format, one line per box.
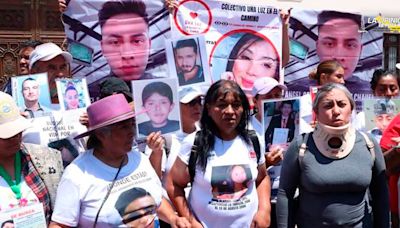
[210, 165, 252, 200]
[114, 187, 158, 228]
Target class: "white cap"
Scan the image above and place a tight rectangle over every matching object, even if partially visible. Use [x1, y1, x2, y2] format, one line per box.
[396, 63, 400, 70]
[179, 87, 204, 104]
[29, 43, 72, 70]
[251, 77, 287, 97]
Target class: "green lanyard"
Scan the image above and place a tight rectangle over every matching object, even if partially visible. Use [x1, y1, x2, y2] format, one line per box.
[0, 151, 22, 199]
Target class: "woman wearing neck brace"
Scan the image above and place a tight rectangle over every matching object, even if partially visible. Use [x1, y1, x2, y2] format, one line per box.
[277, 83, 389, 228]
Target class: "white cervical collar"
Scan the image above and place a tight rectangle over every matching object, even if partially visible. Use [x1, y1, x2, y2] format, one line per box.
[312, 123, 356, 159]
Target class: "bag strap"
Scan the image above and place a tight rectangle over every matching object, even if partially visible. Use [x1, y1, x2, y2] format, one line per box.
[359, 131, 376, 163]
[189, 131, 201, 184]
[248, 130, 261, 164]
[298, 133, 309, 169]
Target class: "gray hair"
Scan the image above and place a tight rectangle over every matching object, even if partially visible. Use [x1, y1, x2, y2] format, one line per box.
[312, 83, 355, 113]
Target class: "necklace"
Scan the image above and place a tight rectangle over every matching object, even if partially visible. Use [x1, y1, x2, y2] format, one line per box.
[0, 151, 22, 199]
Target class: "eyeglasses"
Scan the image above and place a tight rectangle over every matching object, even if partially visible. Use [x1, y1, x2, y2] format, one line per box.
[122, 204, 157, 224]
[187, 97, 203, 107]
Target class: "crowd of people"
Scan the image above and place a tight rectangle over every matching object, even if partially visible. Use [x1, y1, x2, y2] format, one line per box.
[0, 0, 400, 228]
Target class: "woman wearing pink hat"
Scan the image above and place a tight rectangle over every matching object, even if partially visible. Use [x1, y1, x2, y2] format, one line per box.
[50, 94, 190, 228]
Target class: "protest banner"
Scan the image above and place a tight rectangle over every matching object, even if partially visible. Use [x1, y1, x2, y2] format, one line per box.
[132, 78, 181, 138]
[283, 8, 383, 111]
[62, 0, 171, 99]
[171, 0, 282, 95]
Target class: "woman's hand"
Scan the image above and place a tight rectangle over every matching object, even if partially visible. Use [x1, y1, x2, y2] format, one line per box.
[58, 0, 67, 13]
[266, 145, 284, 166]
[250, 209, 270, 228]
[170, 215, 192, 228]
[147, 131, 164, 178]
[165, 0, 179, 13]
[279, 8, 291, 26]
[79, 112, 89, 127]
[147, 131, 164, 154]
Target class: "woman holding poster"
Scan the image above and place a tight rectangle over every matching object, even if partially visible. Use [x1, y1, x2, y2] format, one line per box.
[222, 33, 280, 92]
[50, 95, 189, 228]
[277, 83, 389, 227]
[166, 80, 270, 228]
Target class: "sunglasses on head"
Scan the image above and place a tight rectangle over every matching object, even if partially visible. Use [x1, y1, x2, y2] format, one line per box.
[187, 97, 203, 107]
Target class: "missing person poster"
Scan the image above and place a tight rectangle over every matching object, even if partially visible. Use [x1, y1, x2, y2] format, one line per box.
[0, 203, 46, 228]
[363, 98, 400, 141]
[171, 0, 282, 95]
[283, 8, 383, 111]
[56, 78, 91, 111]
[262, 97, 301, 152]
[132, 78, 181, 137]
[62, 0, 171, 99]
[11, 73, 56, 117]
[165, 35, 212, 87]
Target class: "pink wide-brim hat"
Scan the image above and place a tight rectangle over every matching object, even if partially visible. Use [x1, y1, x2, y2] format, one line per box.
[74, 94, 136, 139]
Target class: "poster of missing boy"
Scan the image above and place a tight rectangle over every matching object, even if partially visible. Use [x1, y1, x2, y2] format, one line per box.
[11, 72, 56, 118]
[363, 98, 400, 141]
[56, 78, 91, 111]
[262, 98, 301, 151]
[165, 35, 211, 87]
[283, 8, 382, 111]
[62, 0, 171, 98]
[171, 0, 282, 95]
[132, 78, 181, 137]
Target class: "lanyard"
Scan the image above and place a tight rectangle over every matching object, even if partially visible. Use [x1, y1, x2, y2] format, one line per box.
[0, 151, 22, 199]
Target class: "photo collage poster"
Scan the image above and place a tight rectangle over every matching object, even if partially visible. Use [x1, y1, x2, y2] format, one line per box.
[170, 0, 283, 96]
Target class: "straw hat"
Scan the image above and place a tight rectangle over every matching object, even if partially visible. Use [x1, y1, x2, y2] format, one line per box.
[0, 92, 31, 139]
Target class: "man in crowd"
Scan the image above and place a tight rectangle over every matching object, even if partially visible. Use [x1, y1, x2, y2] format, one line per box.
[29, 42, 72, 104]
[99, 0, 154, 83]
[174, 39, 204, 86]
[1, 40, 42, 94]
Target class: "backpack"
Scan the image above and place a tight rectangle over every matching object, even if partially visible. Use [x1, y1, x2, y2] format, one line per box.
[298, 131, 375, 168]
[188, 130, 261, 183]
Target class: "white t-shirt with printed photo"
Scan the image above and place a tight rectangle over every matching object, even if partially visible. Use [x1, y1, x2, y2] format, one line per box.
[178, 133, 265, 228]
[0, 176, 39, 212]
[52, 149, 162, 227]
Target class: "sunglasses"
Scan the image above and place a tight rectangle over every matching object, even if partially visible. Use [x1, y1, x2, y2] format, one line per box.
[122, 204, 157, 224]
[187, 97, 203, 107]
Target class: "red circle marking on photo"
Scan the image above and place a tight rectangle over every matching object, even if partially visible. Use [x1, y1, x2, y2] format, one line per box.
[209, 29, 281, 65]
[173, 0, 212, 35]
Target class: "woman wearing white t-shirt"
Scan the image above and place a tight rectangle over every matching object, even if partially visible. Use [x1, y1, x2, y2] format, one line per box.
[166, 80, 271, 228]
[50, 94, 189, 228]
